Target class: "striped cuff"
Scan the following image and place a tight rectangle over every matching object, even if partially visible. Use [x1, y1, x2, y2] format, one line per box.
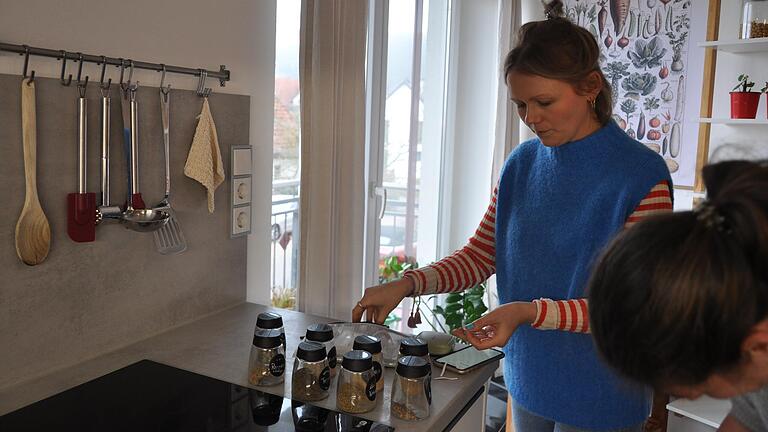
[531, 298, 590, 333]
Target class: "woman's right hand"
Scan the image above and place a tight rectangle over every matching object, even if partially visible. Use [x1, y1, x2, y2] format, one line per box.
[352, 278, 415, 324]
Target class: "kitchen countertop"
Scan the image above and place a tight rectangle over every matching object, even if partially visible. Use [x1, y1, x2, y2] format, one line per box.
[0, 302, 498, 430]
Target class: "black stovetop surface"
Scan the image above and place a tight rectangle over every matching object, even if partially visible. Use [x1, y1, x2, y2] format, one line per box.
[0, 360, 394, 432]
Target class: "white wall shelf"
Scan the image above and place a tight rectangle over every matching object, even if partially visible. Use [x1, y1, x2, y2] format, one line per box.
[667, 396, 731, 429]
[699, 38, 768, 53]
[699, 117, 768, 124]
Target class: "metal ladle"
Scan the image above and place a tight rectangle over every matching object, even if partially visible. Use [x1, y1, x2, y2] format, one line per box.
[120, 74, 168, 232]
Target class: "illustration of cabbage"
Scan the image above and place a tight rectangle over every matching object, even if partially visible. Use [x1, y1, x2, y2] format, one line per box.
[627, 36, 667, 70]
[622, 72, 658, 98]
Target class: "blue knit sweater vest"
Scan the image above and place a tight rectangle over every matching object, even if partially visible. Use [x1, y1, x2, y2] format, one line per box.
[496, 121, 672, 430]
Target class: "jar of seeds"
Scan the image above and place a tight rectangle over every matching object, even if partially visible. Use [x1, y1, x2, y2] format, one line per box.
[249, 329, 286, 386]
[353, 335, 383, 392]
[336, 350, 377, 414]
[305, 323, 338, 377]
[390, 356, 431, 421]
[256, 312, 286, 352]
[292, 341, 331, 401]
[398, 337, 430, 364]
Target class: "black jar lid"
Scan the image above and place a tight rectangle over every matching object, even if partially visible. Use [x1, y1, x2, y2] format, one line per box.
[341, 350, 373, 372]
[305, 323, 334, 342]
[296, 341, 327, 362]
[396, 355, 430, 379]
[399, 337, 429, 357]
[256, 312, 284, 330]
[353, 335, 382, 354]
[253, 329, 283, 349]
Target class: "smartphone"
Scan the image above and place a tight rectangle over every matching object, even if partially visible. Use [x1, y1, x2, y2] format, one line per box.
[433, 346, 505, 374]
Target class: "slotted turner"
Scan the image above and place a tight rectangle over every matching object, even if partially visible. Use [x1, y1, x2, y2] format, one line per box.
[153, 87, 187, 254]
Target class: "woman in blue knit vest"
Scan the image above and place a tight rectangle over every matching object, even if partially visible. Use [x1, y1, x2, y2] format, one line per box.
[353, 1, 672, 430]
[588, 160, 768, 432]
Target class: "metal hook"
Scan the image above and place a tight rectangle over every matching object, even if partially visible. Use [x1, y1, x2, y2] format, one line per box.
[59, 50, 73, 86]
[160, 64, 171, 97]
[75, 53, 89, 89]
[22, 45, 35, 85]
[127, 60, 134, 85]
[99, 56, 112, 91]
[118, 59, 125, 87]
[197, 69, 212, 98]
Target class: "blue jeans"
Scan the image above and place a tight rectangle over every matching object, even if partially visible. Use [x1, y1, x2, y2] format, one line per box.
[511, 399, 644, 432]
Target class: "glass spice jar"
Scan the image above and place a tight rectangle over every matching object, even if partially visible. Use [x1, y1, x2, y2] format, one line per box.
[336, 350, 377, 414]
[292, 341, 332, 402]
[398, 337, 430, 364]
[353, 335, 384, 392]
[390, 356, 431, 421]
[255, 312, 286, 352]
[742, 0, 768, 39]
[305, 323, 338, 377]
[249, 329, 286, 386]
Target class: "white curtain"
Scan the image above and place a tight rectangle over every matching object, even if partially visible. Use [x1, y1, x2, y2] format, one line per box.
[487, 0, 521, 312]
[297, 0, 368, 320]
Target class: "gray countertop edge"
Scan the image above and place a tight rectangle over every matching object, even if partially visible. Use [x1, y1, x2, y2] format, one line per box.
[0, 302, 497, 431]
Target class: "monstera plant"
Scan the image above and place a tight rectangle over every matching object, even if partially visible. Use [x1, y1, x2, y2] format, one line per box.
[627, 36, 667, 70]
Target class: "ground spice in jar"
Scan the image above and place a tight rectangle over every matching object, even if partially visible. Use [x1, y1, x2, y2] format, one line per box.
[249, 329, 285, 386]
[336, 350, 377, 414]
[292, 341, 331, 402]
[750, 21, 768, 38]
[391, 401, 420, 421]
[336, 382, 376, 414]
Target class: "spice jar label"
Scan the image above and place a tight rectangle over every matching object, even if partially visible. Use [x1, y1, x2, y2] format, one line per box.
[328, 346, 337, 369]
[425, 379, 432, 405]
[366, 378, 377, 401]
[372, 361, 382, 382]
[319, 367, 331, 390]
[269, 354, 286, 376]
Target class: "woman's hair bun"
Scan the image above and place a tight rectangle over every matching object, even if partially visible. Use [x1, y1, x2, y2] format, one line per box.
[543, 0, 565, 20]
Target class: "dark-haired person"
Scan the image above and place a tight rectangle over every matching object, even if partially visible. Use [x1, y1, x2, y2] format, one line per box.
[588, 160, 768, 432]
[353, 1, 672, 430]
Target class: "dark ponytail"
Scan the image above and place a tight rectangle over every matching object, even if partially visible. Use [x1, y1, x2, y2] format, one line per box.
[503, 0, 612, 124]
[588, 160, 768, 388]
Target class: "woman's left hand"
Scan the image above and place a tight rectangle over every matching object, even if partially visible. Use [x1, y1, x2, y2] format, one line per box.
[451, 302, 537, 350]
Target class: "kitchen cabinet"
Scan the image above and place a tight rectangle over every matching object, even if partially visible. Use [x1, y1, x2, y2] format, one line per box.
[0, 303, 496, 431]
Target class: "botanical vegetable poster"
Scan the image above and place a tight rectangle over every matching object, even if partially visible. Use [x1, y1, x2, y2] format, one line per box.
[563, 0, 704, 188]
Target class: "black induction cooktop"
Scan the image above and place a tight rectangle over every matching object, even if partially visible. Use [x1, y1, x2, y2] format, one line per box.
[0, 359, 394, 432]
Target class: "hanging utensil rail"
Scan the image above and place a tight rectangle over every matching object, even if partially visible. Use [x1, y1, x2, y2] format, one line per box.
[0, 42, 230, 86]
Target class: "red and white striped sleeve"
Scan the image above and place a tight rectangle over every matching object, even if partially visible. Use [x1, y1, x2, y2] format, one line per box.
[403, 187, 498, 296]
[531, 180, 673, 333]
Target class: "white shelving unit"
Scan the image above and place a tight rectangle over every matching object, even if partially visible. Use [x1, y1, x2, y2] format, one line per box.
[699, 37, 768, 53]
[698, 117, 768, 124]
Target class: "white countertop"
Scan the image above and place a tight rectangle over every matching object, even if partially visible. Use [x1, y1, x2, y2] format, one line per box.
[0, 302, 497, 431]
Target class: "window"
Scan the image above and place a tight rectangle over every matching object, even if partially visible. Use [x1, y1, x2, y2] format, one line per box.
[365, 0, 452, 333]
[271, 0, 301, 310]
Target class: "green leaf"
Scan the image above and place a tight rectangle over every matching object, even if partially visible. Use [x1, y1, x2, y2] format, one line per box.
[445, 303, 462, 314]
[464, 302, 475, 317]
[475, 304, 488, 316]
[433, 305, 445, 316]
[445, 293, 463, 303]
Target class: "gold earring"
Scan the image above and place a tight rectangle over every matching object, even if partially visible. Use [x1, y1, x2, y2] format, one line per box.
[589, 98, 597, 110]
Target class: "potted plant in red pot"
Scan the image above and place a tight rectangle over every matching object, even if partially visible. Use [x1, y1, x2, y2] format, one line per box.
[731, 74, 760, 119]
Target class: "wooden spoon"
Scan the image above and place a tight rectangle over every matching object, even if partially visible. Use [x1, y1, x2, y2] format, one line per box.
[15, 78, 50, 265]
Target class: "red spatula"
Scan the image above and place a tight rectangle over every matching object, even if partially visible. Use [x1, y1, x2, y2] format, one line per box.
[67, 83, 96, 242]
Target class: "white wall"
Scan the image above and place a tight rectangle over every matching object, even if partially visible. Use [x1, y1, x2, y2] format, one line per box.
[0, 0, 276, 306]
